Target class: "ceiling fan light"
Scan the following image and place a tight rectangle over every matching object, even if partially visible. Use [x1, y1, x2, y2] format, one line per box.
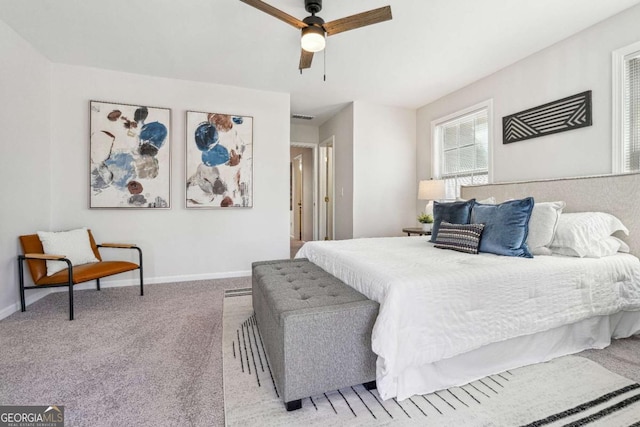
[301, 26, 325, 52]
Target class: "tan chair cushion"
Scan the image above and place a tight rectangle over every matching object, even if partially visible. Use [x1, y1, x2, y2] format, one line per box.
[35, 261, 139, 285]
[19, 230, 138, 286]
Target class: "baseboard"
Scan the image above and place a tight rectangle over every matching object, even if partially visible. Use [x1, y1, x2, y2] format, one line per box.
[0, 288, 52, 321]
[61, 270, 251, 291]
[0, 270, 251, 321]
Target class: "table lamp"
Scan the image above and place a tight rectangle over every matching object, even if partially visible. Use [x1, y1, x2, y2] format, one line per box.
[418, 179, 445, 216]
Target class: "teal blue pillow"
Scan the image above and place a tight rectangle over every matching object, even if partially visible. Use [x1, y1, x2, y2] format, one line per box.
[471, 197, 534, 258]
[430, 199, 476, 243]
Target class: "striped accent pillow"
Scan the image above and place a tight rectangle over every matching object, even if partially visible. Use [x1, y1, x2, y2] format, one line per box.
[434, 222, 485, 254]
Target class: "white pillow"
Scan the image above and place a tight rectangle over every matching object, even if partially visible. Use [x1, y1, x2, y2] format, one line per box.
[615, 237, 631, 253]
[532, 247, 553, 256]
[551, 236, 626, 258]
[527, 201, 565, 255]
[550, 212, 629, 258]
[37, 228, 100, 276]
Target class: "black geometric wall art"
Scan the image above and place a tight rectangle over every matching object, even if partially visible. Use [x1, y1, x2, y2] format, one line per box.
[502, 90, 592, 144]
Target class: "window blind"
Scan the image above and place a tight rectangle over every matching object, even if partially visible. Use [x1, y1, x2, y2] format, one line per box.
[437, 109, 489, 199]
[624, 55, 640, 171]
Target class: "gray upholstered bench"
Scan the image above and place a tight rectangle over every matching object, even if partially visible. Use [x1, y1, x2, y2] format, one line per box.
[252, 258, 379, 411]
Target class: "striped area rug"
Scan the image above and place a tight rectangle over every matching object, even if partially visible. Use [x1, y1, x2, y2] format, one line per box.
[222, 290, 640, 426]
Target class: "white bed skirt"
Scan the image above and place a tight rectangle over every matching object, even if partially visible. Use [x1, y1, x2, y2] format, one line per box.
[390, 310, 640, 401]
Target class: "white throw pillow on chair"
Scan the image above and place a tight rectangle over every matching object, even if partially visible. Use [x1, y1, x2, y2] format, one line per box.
[37, 227, 100, 276]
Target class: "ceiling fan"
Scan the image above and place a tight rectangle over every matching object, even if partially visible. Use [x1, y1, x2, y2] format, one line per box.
[239, 0, 392, 71]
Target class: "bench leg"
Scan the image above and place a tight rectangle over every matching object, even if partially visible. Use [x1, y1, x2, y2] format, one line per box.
[139, 267, 144, 296]
[66, 261, 74, 321]
[18, 257, 26, 312]
[69, 283, 73, 320]
[135, 247, 144, 296]
[363, 381, 377, 391]
[285, 399, 302, 411]
[69, 283, 74, 320]
[96, 278, 101, 291]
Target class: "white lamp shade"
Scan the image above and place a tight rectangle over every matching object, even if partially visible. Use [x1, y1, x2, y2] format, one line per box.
[301, 26, 326, 52]
[418, 180, 445, 200]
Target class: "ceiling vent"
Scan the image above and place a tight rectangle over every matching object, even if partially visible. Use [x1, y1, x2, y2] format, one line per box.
[292, 114, 315, 120]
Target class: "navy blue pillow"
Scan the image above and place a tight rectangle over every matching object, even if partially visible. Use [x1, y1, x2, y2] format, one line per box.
[430, 199, 476, 243]
[471, 197, 535, 258]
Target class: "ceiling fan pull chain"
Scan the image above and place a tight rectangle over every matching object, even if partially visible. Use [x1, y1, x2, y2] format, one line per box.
[323, 45, 326, 82]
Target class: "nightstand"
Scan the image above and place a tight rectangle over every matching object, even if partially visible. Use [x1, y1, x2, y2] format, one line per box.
[402, 227, 432, 236]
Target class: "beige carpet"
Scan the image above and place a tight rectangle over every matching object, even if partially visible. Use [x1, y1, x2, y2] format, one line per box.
[0, 279, 247, 427]
[223, 294, 640, 426]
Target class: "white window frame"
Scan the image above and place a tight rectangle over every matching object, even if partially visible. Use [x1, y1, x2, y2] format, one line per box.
[612, 40, 640, 174]
[431, 99, 494, 199]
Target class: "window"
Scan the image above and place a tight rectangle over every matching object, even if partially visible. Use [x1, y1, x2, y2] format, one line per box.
[432, 101, 492, 199]
[613, 42, 640, 173]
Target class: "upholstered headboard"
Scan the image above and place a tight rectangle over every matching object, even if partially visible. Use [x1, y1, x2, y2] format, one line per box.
[460, 172, 640, 258]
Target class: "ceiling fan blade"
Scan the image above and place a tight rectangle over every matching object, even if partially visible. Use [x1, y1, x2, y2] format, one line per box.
[323, 6, 392, 36]
[239, 0, 307, 29]
[299, 49, 314, 70]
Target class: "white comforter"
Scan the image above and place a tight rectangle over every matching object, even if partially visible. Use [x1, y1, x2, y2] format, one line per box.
[296, 236, 640, 399]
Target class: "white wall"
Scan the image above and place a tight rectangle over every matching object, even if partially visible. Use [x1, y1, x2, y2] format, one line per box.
[417, 4, 640, 184]
[319, 104, 354, 240]
[319, 102, 417, 239]
[291, 123, 319, 144]
[353, 102, 417, 237]
[0, 20, 52, 318]
[49, 64, 290, 284]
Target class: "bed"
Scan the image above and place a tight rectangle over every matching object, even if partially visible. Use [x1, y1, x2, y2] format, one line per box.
[295, 172, 640, 401]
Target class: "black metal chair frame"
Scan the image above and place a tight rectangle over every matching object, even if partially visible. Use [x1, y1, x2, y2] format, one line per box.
[18, 245, 143, 320]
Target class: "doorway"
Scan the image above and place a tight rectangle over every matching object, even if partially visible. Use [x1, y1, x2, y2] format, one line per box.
[318, 136, 335, 241]
[292, 154, 303, 240]
[290, 143, 318, 256]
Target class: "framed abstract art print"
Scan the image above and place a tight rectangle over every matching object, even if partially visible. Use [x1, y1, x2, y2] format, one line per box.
[90, 101, 171, 208]
[185, 111, 253, 208]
